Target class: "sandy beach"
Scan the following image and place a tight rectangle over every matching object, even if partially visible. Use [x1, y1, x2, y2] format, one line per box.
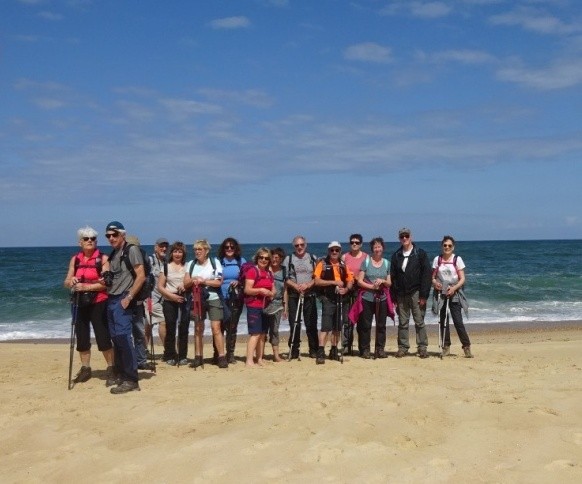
[1, 321, 581, 483]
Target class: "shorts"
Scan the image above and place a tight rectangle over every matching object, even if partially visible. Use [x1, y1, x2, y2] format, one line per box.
[146, 298, 165, 325]
[192, 298, 224, 323]
[320, 296, 345, 333]
[246, 307, 268, 335]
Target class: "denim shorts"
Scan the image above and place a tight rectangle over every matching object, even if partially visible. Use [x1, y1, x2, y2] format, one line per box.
[246, 307, 268, 335]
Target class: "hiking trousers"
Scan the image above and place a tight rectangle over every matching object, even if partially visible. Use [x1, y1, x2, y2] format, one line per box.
[396, 290, 428, 351]
[357, 298, 387, 354]
[287, 294, 318, 355]
[107, 294, 139, 383]
[439, 300, 471, 348]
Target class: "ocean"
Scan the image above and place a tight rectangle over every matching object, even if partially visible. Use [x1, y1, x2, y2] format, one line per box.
[0, 240, 580, 340]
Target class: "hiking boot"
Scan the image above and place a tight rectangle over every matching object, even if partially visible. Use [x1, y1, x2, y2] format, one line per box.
[178, 358, 188, 366]
[217, 356, 229, 369]
[289, 350, 300, 360]
[463, 346, 474, 358]
[418, 348, 429, 359]
[105, 366, 120, 387]
[74, 366, 92, 383]
[166, 359, 176, 366]
[309, 349, 318, 359]
[227, 353, 236, 365]
[110, 380, 140, 394]
[360, 350, 372, 360]
[190, 356, 204, 368]
[138, 362, 155, 371]
[375, 349, 388, 359]
[316, 347, 326, 365]
[442, 346, 450, 357]
[395, 349, 408, 358]
[328, 346, 340, 361]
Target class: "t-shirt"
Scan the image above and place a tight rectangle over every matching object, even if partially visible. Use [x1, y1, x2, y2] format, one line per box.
[220, 257, 246, 299]
[283, 253, 316, 286]
[359, 256, 390, 302]
[108, 244, 144, 296]
[432, 255, 465, 287]
[164, 263, 186, 297]
[244, 267, 274, 309]
[272, 268, 285, 303]
[343, 252, 367, 278]
[186, 258, 223, 301]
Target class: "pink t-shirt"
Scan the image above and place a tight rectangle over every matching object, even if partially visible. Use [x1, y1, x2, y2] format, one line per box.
[344, 252, 367, 279]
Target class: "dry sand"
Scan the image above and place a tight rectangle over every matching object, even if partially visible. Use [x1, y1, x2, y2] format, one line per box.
[1, 322, 581, 483]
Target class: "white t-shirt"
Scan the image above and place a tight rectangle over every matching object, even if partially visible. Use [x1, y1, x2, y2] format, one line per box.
[432, 254, 465, 286]
[186, 258, 223, 301]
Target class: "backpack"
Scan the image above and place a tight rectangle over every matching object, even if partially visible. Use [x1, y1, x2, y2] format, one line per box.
[113, 243, 154, 301]
[74, 250, 103, 280]
[318, 257, 348, 298]
[286, 253, 317, 282]
[188, 257, 220, 301]
[432, 255, 460, 279]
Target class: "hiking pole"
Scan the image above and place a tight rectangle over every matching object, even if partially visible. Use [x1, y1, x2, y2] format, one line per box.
[337, 291, 344, 364]
[191, 285, 202, 369]
[147, 297, 156, 373]
[288, 294, 303, 361]
[176, 304, 183, 367]
[444, 296, 451, 357]
[374, 291, 381, 359]
[68, 291, 79, 390]
[437, 293, 443, 359]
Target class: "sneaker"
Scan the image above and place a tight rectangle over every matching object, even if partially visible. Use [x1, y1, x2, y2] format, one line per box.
[309, 349, 318, 359]
[217, 356, 228, 369]
[110, 380, 140, 394]
[463, 346, 474, 358]
[74, 366, 92, 383]
[442, 346, 450, 357]
[190, 356, 204, 368]
[316, 348, 326, 365]
[166, 359, 176, 366]
[178, 358, 188, 366]
[328, 346, 339, 361]
[105, 366, 120, 387]
[395, 349, 408, 358]
[360, 350, 372, 360]
[138, 362, 155, 371]
[418, 348, 429, 359]
[227, 353, 236, 365]
[375, 349, 388, 359]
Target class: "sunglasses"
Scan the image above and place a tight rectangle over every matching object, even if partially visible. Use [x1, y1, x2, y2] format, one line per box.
[82, 237, 96, 242]
[294, 243, 305, 248]
[105, 232, 120, 239]
[350, 240, 361, 245]
[224, 244, 235, 250]
[158, 244, 169, 249]
[258, 256, 271, 261]
[442, 244, 453, 248]
[399, 234, 410, 240]
[329, 248, 341, 253]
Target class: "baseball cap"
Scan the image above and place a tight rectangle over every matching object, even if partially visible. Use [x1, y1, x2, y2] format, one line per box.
[106, 221, 125, 232]
[328, 241, 342, 249]
[398, 227, 411, 237]
[155, 237, 169, 246]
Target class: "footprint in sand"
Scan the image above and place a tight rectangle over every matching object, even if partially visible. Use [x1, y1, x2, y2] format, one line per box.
[544, 459, 576, 470]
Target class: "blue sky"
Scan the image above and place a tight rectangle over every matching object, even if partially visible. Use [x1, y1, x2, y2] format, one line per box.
[1, 0, 581, 247]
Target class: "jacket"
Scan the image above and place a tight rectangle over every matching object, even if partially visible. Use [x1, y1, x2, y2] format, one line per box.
[389, 244, 432, 300]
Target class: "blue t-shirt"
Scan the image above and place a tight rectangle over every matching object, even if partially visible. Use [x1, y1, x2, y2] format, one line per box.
[220, 257, 246, 299]
[359, 256, 390, 303]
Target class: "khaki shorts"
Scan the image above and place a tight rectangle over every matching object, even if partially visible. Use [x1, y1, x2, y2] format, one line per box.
[192, 298, 224, 323]
[145, 299, 165, 325]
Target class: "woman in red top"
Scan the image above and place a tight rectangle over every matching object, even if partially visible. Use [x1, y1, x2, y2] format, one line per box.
[244, 247, 275, 367]
[64, 226, 114, 384]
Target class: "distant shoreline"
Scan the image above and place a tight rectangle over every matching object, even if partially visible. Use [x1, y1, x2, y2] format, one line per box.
[2, 319, 580, 345]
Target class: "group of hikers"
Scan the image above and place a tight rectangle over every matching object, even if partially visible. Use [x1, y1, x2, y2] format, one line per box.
[64, 221, 473, 395]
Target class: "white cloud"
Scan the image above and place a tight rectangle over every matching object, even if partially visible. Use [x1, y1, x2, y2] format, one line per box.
[381, 1, 451, 19]
[489, 7, 581, 35]
[198, 88, 274, 108]
[497, 58, 582, 89]
[159, 98, 223, 120]
[38, 11, 64, 21]
[425, 49, 497, 64]
[209, 16, 251, 30]
[344, 42, 392, 64]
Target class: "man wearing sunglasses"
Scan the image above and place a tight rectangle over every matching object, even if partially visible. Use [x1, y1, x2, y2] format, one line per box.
[390, 228, 432, 359]
[145, 238, 169, 352]
[313, 241, 354, 364]
[103, 221, 146, 393]
[283, 235, 319, 359]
